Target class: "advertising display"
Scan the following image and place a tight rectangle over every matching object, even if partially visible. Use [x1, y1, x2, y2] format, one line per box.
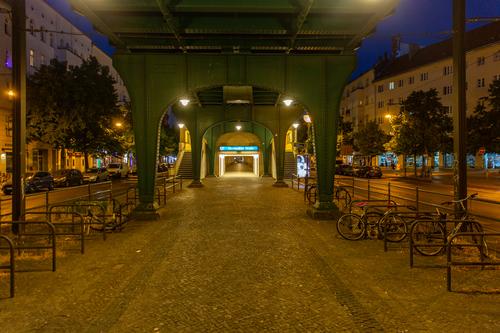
[297, 154, 310, 178]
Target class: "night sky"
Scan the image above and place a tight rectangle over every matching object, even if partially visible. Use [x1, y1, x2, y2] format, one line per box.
[48, 0, 500, 78]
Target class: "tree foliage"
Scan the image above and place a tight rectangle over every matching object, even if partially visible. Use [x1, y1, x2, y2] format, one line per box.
[388, 89, 452, 174]
[467, 78, 500, 154]
[27, 57, 129, 168]
[353, 121, 389, 163]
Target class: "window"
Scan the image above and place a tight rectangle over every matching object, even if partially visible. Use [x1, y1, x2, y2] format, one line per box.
[49, 33, 54, 47]
[398, 79, 404, 88]
[29, 19, 34, 35]
[377, 101, 385, 109]
[4, 18, 9, 35]
[377, 85, 384, 93]
[477, 56, 485, 66]
[29, 49, 35, 67]
[388, 98, 394, 105]
[40, 26, 45, 42]
[494, 74, 500, 81]
[443, 86, 453, 95]
[443, 106, 452, 115]
[443, 65, 453, 76]
[477, 78, 485, 88]
[40, 54, 45, 65]
[6, 115, 12, 137]
[389, 82, 395, 90]
[420, 72, 428, 81]
[408, 76, 414, 84]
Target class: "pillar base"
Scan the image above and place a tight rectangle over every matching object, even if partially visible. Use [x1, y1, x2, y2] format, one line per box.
[188, 180, 204, 188]
[131, 201, 160, 220]
[307, 201, 340, 220]
[272, 180, 289, 187]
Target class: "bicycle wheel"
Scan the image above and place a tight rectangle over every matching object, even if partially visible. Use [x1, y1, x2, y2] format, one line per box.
[337, 214, 365, 240]
[364, 211, 383, 239]
[306, 185, 317, 205]
[411, 220, 445, 256]
[333, 187, 351, 212]
[378, 214, 407, 242]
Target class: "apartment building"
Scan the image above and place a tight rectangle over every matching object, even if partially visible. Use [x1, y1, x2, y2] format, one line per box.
[0, 0, 128, 175]
[340, 22, 500, 169]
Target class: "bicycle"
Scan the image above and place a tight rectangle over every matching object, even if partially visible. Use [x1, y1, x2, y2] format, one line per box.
[305, 183, 351, 212]
[336, 202, 384, 240]
[410, 193, 487, 256]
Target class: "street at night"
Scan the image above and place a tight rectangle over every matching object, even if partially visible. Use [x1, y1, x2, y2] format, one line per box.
[1, 0, 499, 332]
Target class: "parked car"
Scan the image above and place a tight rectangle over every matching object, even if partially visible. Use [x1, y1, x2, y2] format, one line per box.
[107, 163, 129, 178]
[342, 165, 355, 176]
[83, 167, 109, 183]
[354, 166, 383, 178]
[2, 171, 54, 195]
[53, 169, 84, 187]
[335, 164, 351, 175]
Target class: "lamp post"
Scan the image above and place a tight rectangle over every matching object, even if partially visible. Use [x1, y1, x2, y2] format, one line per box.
[452, 0, 467, 214]
[12, 0, 27, 232]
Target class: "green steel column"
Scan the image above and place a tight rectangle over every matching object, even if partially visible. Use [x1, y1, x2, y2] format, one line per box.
[308, 56, 356, 218]
[189, 107, 203, 187]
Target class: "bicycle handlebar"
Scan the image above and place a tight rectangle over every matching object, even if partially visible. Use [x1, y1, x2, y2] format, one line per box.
[440, 193, 478, 206]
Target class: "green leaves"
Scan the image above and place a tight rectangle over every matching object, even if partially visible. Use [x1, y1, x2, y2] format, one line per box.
[353, 121, 389, 157]
[27, 57, 131, 161]
[467, 78, 500, 154]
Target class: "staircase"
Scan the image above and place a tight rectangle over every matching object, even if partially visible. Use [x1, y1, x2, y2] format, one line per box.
[284, 152, 296, 179]
[177, 152, 193, 179]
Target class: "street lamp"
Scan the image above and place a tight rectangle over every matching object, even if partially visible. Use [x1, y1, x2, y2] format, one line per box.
[384, 114, 392, 120]
[179, 98, 190, 107]
[235, 125, 242, 131]
[282, 98, 294, 107]
[178, 123, 185, 129]
[6, 89, 15, 99]
[303, 114, 312, 123]
[292, 123, 299, 129]
[115, 122, 123, 128]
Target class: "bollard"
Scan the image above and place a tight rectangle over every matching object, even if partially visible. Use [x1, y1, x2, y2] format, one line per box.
[367, 178, 371, 200]
[415, 186, 419, 212]
[388, 182, 391, 202]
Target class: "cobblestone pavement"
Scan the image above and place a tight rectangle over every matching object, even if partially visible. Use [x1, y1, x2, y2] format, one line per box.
[1, 177, 499, 332]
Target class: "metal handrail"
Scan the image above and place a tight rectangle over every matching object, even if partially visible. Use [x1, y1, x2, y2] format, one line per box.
[0, 235, 15, 297]
[447, 232, 500, 292]
[0, 221, 57, 272]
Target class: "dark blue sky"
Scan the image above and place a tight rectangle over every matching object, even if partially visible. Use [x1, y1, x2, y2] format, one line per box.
[49, 0, 500, 77]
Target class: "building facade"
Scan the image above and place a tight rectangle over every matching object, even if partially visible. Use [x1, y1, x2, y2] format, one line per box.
[340, 22, 500, 169]
[0, 0, 128, 176]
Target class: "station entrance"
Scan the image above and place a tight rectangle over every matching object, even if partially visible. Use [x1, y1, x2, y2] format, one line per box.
[219, 154, 259, 177]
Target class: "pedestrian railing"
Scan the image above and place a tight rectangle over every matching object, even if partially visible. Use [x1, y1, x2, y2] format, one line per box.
[0, 181, 113, 221]
[0, 221, 57, 272]
[126, 175, 183, 207]
[447, 232, 500, 292]
[0, 235, 15, 298]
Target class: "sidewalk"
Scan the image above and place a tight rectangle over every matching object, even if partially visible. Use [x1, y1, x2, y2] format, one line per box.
[1, 177, 499, 332]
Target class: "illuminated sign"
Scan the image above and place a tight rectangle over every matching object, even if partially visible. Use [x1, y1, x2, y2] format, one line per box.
[219, 146, 259, 152]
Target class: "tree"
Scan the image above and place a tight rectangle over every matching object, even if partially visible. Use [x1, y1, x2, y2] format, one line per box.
[158, 125, 180, 157]
[28, 57, 128, 170]
[395, 89, 452, 176]
[467, 78, 500, 155]
[353, 121, 389, 165]
[337, 116, 353, 157]
[27, 59, 75, 165]
[68, 57, 122, 168]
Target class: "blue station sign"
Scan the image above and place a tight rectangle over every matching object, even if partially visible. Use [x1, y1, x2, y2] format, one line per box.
[219, 146, 259, 152]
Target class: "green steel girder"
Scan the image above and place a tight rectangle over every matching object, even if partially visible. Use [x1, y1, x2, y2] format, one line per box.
[70, 0, 399, 53]
[113, 54, 355, 216]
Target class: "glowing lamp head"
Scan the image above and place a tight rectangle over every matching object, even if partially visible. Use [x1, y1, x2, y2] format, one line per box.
[303, 114, 312, 123]
[292, 123, 299, 129]
[178, 123, 185, 129]
[115, 122, 123, 128]
[282, 98, 294, 107]
[179, 98, 190, 107]
[385, 114, 393, 119]
[235, 125, 242, 131]
[6, 89, 15, 98]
